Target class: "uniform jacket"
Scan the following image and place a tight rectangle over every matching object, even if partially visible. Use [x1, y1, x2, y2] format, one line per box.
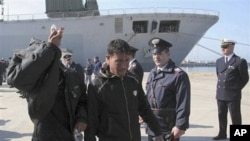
[216, 54, 249, 101]
[146, 60, 191, 135]
[7, 38, 87, 129]
[128, 58, 144, 84]
[93, 60, 102, 76]
[85, 63, 94, 75]
[0, 61, 3, 77]
[68, 62, 85, 80]
[86, 67, 161, 141]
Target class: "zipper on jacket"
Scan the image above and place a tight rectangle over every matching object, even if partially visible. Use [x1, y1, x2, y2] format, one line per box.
[121, 77, 132, 140]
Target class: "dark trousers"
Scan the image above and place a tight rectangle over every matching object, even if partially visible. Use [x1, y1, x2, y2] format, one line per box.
[0, 73, 2, 85]
[216, 99, 241, 136]
[148, 135, 179, 141]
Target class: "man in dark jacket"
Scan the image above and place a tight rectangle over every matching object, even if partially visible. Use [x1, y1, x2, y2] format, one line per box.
[84, 58, 94, 85]
[213, 39, 249, 140]
[86, 39, 164, 141]
[63, 53, 85, 81]
[93, 56, 102, 78]
[0, 59, 4, 85]
[7, 27, 88, 141]
[146, 37, 191, 141]
[128, 46, 144, 84]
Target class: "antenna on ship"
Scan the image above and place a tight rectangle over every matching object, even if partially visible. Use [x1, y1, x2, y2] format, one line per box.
[45, 0, 99, 18]
[0, 0, 3, 21]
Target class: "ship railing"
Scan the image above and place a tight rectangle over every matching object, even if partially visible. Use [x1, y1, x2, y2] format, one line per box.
[101, 7, 219, 16]
[0, 7, 219, 22]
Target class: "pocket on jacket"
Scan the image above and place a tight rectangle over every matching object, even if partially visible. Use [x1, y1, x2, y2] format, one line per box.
[107, 115, 123, 136]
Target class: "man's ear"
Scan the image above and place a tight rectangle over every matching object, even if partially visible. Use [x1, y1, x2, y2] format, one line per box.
[105, 55, 110, 65]
[167, 51, 170, 57]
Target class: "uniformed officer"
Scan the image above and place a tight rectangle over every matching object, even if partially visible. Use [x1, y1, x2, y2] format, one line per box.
[213, 39, 249, 140]
[128, 46, 144, 84]
[145, 37, 191, 141]
[62, 53, 85, 81]
[0, 59, 4, 85]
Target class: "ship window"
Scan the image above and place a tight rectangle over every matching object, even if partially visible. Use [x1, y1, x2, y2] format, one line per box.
[159, 20, 180, 33]
[133, 21, 148, 33]
[151, 20, 158, 32]
[115, 18, 123, 33]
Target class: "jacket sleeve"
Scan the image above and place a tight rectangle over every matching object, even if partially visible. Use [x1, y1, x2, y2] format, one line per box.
[76, 64, 85, 80]
[239, 59, 249, 89]
[138, 83, 162, 136]
[74, 75, 88, 125]
[7, 39, 61, 92]
[175, 72, 191, 130]
[85, 82, 100, 141]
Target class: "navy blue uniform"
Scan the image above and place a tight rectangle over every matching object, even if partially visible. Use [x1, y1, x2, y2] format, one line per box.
[68, 62, 85, 80]
[128, 59, 144, 84]
[146, 60, 190, 137]
[215, 54, 249, 137]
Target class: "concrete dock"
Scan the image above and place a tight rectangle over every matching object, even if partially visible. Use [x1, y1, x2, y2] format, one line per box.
[1, 72, 249, 141]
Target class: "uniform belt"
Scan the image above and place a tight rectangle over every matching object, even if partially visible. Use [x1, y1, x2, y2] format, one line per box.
[151, 108, 176, 131]
[151, 108, 175, 117]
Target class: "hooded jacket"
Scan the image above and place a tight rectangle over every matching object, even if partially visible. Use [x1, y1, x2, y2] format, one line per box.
[86, 67, 161, 141]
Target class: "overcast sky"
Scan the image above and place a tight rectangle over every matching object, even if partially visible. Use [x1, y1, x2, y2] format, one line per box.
[2, 0, 250, 62]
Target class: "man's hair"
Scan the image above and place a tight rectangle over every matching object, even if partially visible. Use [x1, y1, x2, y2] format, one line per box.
[107, 39, 130, 55]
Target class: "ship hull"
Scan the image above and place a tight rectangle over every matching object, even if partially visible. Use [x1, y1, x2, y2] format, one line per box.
[0, 11, 219, 71]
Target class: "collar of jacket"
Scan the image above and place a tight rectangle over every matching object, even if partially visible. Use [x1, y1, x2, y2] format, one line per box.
[152, 60, 175, 79]
[153, 60, 175, 73]
[59, 63, 72, 78]
[218, 54, 237, 73]
[98, 66, 118, 79]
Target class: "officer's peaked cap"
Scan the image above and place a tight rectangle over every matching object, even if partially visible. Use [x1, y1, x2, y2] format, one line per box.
[148, 37, 172, 54]
[129, 46, 138, 53]
[63, 53, 72, 59]
[221, 38, 237, 47]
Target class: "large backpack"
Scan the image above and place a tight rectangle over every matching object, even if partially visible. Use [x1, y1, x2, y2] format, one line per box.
[7, 38, 61, 124]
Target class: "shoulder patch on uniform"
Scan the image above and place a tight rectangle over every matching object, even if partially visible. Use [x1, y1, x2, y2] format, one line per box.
[174, 68, 180, 72]
[174, 68, 182, 73]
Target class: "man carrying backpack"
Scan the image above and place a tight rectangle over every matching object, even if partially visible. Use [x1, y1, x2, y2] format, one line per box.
[7, 27, 88, 141]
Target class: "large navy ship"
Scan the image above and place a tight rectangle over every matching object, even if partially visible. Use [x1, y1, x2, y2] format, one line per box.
[0, 0, 219, 70]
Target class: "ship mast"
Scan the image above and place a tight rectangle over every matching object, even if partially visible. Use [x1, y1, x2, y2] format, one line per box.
[0, 0, 3, 20]
[45, 0, 99, 18]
